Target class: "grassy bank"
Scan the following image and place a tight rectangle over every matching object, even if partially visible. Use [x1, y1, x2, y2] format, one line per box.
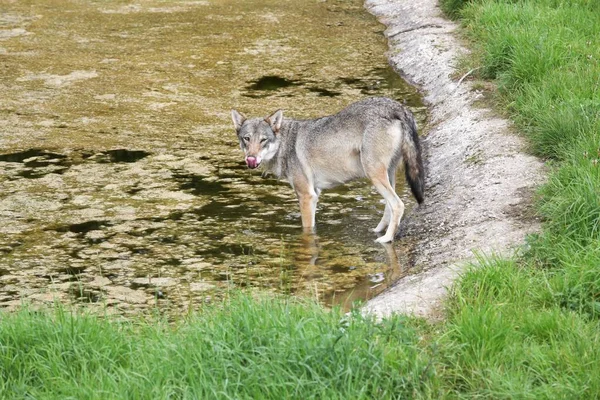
[0, 294, 433, 399]
[430, 0, 600, 397]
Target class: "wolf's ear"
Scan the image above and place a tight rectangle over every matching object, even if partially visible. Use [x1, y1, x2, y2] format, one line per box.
[231, 109, 246, 132]
[265, 109, 283, 134]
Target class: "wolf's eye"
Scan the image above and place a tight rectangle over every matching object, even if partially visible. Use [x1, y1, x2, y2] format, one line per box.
[260, 138, 267, 144]
[243, 136, 250, 142]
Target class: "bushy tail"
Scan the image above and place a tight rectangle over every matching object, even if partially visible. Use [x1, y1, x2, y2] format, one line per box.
[402, 113, 425, 204]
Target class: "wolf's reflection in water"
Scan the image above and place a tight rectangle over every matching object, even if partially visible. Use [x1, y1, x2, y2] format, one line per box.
[292, 233, 405, 310]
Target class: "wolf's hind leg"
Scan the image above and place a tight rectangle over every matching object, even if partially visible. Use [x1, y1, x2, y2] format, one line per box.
[373, 168, 397, 232]
[368, 167, 404, 243]
[373, 205, 390, 233]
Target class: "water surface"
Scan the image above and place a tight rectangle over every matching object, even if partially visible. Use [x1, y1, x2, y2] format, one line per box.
[0, 0, 425, 314]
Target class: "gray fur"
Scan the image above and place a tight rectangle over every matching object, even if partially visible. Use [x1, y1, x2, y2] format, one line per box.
[231, 97, 424, 243]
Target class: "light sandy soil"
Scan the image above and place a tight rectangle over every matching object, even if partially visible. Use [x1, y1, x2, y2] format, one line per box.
[364, 0, 546, 317]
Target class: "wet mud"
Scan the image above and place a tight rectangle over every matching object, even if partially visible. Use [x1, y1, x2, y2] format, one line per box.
[0, 0, 425, 316]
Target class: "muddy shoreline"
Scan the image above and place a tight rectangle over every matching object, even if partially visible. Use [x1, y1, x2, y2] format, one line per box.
[363, 0, 545, 317]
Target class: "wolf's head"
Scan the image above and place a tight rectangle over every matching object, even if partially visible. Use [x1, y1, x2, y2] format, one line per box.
[231, 109, 283, 169]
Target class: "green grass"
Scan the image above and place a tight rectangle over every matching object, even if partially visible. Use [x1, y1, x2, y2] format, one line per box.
[434, 258, 600, 398]
[0, 294, 434, 399]
[429, 0, 600, 397]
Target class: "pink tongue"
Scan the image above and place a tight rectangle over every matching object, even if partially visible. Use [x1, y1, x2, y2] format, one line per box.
[246, 157, 258, 168]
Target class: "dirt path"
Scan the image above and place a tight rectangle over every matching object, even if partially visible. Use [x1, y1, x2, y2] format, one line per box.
[364, 0, 545, 317]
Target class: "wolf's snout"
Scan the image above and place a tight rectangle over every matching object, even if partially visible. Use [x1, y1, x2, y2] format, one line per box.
[246, 156, 259, 169]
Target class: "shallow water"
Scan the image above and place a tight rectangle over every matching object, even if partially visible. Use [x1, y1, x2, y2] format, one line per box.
[0, 0, 425, 314]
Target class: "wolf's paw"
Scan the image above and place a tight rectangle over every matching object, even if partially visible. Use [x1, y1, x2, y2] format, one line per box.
[375, 234, 394, 244]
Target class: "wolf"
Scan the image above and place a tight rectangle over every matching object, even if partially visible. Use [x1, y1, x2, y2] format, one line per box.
[230, 97, 424, 243]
